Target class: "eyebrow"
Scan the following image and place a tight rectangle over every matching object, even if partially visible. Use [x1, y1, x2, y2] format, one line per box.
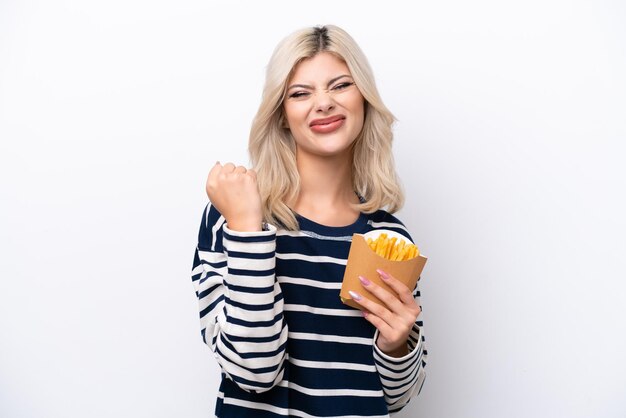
[287, 74, 353, 91]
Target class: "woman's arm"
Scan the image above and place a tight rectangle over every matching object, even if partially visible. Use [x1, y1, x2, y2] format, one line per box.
[191, 203, 288, 393]
[350, 273, 428, 413]
[372, 282, 427, 413]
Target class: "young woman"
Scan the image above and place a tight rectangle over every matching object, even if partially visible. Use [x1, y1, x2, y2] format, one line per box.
[191, 25, 427, 417]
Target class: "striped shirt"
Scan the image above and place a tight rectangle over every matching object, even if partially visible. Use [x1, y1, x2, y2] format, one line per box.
[191, 203, 427, 417]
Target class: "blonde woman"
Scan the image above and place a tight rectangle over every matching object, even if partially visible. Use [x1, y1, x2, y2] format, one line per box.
[191, 25, 427, 417]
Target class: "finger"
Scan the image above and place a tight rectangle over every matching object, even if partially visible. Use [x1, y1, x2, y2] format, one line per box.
[376, 269, 415, 306]
[358, 275, 405, 315]
[207, 161, 222, 187]
[222, 162, 236, 173]
[246, 169, 257, 180]
[348, 290, 395, 327]
[361, 311, 394, 337]
[234, 165, 247, 174]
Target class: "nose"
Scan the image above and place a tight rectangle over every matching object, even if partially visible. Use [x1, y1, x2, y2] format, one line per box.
[314, 90, 335, 113]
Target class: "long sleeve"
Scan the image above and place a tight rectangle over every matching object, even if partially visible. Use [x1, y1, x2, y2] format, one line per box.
[190, 203, 288, 393]
[372, 280, 427, 414]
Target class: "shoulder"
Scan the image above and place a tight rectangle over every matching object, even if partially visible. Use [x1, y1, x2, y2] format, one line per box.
[197, 202, 226, 252]
[365, 209, 414, 242]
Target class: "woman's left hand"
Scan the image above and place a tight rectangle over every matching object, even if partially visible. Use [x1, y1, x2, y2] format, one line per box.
[349, 269, 421, 357]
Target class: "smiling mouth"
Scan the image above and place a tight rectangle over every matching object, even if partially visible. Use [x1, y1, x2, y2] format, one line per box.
[309, 118, 345, 133]
[309, 115, 346, 127]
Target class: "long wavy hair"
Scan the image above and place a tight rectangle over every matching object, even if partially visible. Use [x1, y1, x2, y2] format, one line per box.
[249, 24, 404, 231]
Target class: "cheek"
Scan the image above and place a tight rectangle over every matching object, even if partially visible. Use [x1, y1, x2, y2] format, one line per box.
[340, 93, 365, 115]
[348, 99, 365, 125]
[284, 104, 308, 125]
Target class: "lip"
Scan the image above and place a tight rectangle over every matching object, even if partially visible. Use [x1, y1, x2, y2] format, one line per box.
[309, 115, 345, 127]
[310, 118, 345, 134]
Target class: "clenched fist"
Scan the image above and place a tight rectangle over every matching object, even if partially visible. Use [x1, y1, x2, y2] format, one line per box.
[206, 162, 263, 232]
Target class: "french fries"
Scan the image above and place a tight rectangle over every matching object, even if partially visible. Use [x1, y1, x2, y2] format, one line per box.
[366, 233, 419, 261]
[339, 229, 427, 309]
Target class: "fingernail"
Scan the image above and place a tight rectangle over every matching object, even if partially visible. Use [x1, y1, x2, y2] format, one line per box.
[377, 269, 390, 280]
[215, 161, 220, 165]
[358, 276, 371, 286]
[348, 290, 362, 301]
[362, 311, 368, 317]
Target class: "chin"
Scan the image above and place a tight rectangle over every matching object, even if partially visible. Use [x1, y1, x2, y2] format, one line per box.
[294, 131, 358, 157]
[313, 143, 355, 158]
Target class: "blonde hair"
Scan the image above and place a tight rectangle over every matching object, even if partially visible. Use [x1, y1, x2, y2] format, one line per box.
[249, 25, 404, 230]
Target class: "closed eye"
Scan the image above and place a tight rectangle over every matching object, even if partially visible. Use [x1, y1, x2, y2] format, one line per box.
[288, 91, 310, 99]
[332, 82, 355, 91]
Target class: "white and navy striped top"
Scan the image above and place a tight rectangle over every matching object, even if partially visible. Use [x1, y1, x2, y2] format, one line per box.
[191, 202, 427, 417]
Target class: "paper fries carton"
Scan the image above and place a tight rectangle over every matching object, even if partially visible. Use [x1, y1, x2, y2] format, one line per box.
[340, 230, 428, 310]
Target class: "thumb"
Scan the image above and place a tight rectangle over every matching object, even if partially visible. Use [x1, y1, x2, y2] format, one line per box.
[246, 169, 257, 180]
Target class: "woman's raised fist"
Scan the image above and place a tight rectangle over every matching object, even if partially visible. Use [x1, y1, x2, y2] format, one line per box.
[205, 162, 263, 232]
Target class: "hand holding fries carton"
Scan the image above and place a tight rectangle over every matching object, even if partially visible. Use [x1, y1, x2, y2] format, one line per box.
[340, 230, 428, 310]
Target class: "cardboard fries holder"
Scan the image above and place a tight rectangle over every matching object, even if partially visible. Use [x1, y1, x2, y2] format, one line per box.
[340, 231, 428, 310]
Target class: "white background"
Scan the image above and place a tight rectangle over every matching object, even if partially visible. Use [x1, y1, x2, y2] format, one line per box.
[1, 1, 625, 417]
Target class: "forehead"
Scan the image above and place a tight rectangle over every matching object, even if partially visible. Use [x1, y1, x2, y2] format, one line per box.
[288, 52, 351, 83]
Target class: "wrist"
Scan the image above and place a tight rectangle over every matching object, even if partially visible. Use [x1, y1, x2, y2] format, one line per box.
[225, 217, 264, 232]
[376, 339, 409, 358]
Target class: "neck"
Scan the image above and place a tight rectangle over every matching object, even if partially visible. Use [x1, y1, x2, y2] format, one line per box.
[289, 149, 360, 224]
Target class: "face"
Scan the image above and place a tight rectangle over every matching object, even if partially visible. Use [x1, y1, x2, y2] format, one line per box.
[283, 52, 365, 160]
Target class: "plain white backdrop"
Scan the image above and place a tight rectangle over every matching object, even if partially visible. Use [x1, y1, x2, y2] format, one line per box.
[1, 1, 625, 417]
